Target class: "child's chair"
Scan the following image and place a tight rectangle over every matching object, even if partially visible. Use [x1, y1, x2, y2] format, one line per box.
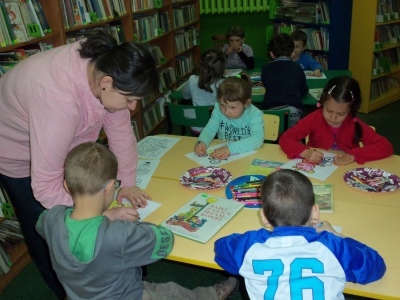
[263, 109, 290, 143]
[165, 102, 213, 136]
[211, 34, 227, 50]
[262, 114, 280, 143]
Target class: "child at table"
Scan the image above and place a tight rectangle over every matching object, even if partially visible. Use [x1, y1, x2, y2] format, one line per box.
[194, 73, 264, 159]
[214, 169, 386, 299]
[261, 33, 308, 127]
[182, 49, 226, 136]
[292, 30, 323, 77]
[36, 142, 239, 300]
[279, 76, 394, 165]
[222, 25, 255, 70]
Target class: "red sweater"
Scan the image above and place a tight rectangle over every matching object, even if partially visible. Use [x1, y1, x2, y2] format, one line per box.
[279, 109, 394, 164]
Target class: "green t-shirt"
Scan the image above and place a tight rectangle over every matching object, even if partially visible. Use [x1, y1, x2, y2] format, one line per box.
[65, 208, 104, 262]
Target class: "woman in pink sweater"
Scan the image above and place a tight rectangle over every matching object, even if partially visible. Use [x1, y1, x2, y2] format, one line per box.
[279, 76, 393, 165]
[0, 32, 159, 298]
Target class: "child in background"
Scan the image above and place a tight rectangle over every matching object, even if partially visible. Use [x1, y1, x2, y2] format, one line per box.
[279, 76, 393, 165]
[261, 33, 308, 127]
[194, 73, 264, 159]
[222, 25, 254, 70]
[215, 169, 386, 299]
[292, 30, 323, 77]
[182, 49, 226, 136]
[36, 142, 239, 300]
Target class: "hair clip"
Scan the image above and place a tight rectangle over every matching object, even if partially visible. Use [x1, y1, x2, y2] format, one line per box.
[236, 74, 241, 79]
[327, 85, 336, 94]
[316, 102, 321, 108]
[349, 90, 355, 101]
[353, 117, 358, 123]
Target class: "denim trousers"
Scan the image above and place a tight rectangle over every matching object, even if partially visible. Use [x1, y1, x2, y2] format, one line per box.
[0, 173, 66, 299]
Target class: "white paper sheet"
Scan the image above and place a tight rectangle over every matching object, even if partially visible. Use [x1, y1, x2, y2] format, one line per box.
[304, 70, 327, 79]
[280, 151, 338, 181]
[136, 159, 160, 189]
[185, 142, 256, 166]
[138, 136, 180, 159]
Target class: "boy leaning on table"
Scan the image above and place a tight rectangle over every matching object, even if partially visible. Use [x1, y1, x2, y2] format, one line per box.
[35, 142, 239, 300]
[214, 169, 386, 299]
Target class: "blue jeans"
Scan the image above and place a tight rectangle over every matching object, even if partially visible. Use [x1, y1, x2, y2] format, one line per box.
[0, 174, 66, 299]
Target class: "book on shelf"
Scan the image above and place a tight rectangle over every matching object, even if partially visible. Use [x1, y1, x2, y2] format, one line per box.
[0, 1, 17, 46]
[4, 2, 31, 43]
[160, 193, 244, 243]
[312, 183, 334, 213]
[244, 159, 283, 176]
[0, 244, 11, 275]
[131, 118, 140, 142]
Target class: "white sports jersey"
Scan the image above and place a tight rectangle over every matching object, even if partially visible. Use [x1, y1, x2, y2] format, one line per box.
[215, 227, 385, 300]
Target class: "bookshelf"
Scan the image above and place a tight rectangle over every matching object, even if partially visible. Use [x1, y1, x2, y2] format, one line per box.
[0, 0, 200, 289]
[267, 0, 353, 70]
[0, 0, 201, 140]
[0, 218, 31, 293]
[349, 0, 400, 114]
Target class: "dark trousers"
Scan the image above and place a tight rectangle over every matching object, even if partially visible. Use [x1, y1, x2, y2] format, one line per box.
[0, 174, 66, 299]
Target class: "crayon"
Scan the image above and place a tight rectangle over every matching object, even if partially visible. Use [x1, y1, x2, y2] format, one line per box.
[236, 192, 261, 197]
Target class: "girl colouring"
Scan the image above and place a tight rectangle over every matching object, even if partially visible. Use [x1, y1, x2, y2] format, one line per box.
[279, 76, 393, 165]
[194, 73, 264, 159]
[182, 49, 226, 135]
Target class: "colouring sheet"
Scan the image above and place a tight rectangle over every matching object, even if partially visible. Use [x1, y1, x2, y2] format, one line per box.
[185, 142, 256, 166]
[136, 159, 160, 189]
[280, 151, 338, 181]
[224, 69, 242, 77]
[304, 70, 327, 79]
[109, 194, 162, 221]
[138, 136, 180, 159]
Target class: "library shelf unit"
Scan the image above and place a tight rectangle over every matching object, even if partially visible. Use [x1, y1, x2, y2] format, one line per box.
[349, 0, 400, 114]
[0, 0, 201, 140]
[0, 218, 31, 294]
[0, 0, 200, 288]
[268, 0, 353, 70]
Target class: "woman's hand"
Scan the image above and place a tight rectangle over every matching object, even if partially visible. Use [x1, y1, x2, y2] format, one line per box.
[194, 141, 206, 155]
[103, 207, 140, 222]
[116, 186, 150, 209]
[210, 146, 230, 159]
[300, 149, 324, 163]
[334, 153, 355, 166]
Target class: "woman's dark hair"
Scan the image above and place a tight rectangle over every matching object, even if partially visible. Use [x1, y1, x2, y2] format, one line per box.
[79, 31, 160, 97]
[318, 76, 363, 144]
[227, 25, 245, 39]
[261, 169, 315, 227]
[196, 49, 225, 93]
[269, 33, 294, 58]
[217, 72, 252, 105]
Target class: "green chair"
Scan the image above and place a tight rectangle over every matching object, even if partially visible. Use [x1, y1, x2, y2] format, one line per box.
[262, 114, 280, 143]
[165, 102, 213, 136]
[263, 109, 291, 142]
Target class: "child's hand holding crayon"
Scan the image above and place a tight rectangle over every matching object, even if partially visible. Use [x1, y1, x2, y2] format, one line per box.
[194, 141, 207, 155]
[301, 148, 324, 163]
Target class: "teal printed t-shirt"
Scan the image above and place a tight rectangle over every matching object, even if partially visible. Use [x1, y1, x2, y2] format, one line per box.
[65, 208, 103, 262]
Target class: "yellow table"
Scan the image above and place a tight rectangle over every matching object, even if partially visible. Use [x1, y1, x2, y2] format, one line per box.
[142, 135, 400, 299]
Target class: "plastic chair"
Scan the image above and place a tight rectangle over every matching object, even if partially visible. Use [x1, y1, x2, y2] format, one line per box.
[211, 34, 227, 50]
[165, 102, 213, 136]
[263, 109, 290, 139]
[262, 114, 280, 142]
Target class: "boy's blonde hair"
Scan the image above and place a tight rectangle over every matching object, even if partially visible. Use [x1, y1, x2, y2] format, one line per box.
[217, 72, 252, 105]
[64, 142, 118, 197]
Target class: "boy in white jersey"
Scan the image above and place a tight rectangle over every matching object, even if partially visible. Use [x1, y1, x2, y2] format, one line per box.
[214, 169, 386, 299]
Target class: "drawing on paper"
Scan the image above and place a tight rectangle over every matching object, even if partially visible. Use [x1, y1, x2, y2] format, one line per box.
[135, 160, 160, 189]
[138, 136, 180, 159]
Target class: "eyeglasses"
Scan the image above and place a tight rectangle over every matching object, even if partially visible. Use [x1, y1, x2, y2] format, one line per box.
[100, 179, 121, 191]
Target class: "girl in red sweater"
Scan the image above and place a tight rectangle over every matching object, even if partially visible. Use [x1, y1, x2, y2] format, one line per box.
[279, 76, 393, 165]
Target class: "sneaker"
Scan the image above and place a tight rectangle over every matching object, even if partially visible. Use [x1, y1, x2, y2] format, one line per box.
[214, 277, 239, 300]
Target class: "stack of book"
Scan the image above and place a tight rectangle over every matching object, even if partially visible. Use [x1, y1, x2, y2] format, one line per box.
[172, 4, 195, 28]
[0, 220, 24, 275]
[159, 67, 176, 92]
[142, 97, 166, 134]
[274, 1, 330, 24]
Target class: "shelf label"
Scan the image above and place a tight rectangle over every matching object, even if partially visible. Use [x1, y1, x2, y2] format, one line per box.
[157, 28, 163, 36]
[160, 56, 166, 64]
[2, 203, 14, 220]
[27, 23, 42, 37]
[376, 15, 384, 23]
[384, 14, 389, 22]
[134, 34, 139, 42]
[88, 12, 98, 22]
[155, 0, 163, 8]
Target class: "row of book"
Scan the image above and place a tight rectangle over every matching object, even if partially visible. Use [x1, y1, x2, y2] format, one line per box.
[146, 44, 165, 67]
[159, 67, 177, 92]
[131, 0, 158, 12]
[133, 12, 167, 42]
[142, 97, 165, 134]
[141, 91, 160, 108]
[174, 28, 199, 55]
[65, 24, 125, 45]
[370, 76, 400, 101]
[0, 0, 50, 46]
[175, 52, 194, 77]
[377, 0, 400, 22]
[374, 24, 400, 48]
[275, 1, 330, 24]
[372, 47, 400, 75]
[0, 217, 24, 275]
[60, 0, 126, 29]
[172, 4, 196, 28]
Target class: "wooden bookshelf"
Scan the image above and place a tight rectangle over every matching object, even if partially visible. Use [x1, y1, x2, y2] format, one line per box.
[349, 0, 400, 114]
[0, 218, 31, 293]
[0, 0, 201, 140]
[0, 0, 201, 288]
